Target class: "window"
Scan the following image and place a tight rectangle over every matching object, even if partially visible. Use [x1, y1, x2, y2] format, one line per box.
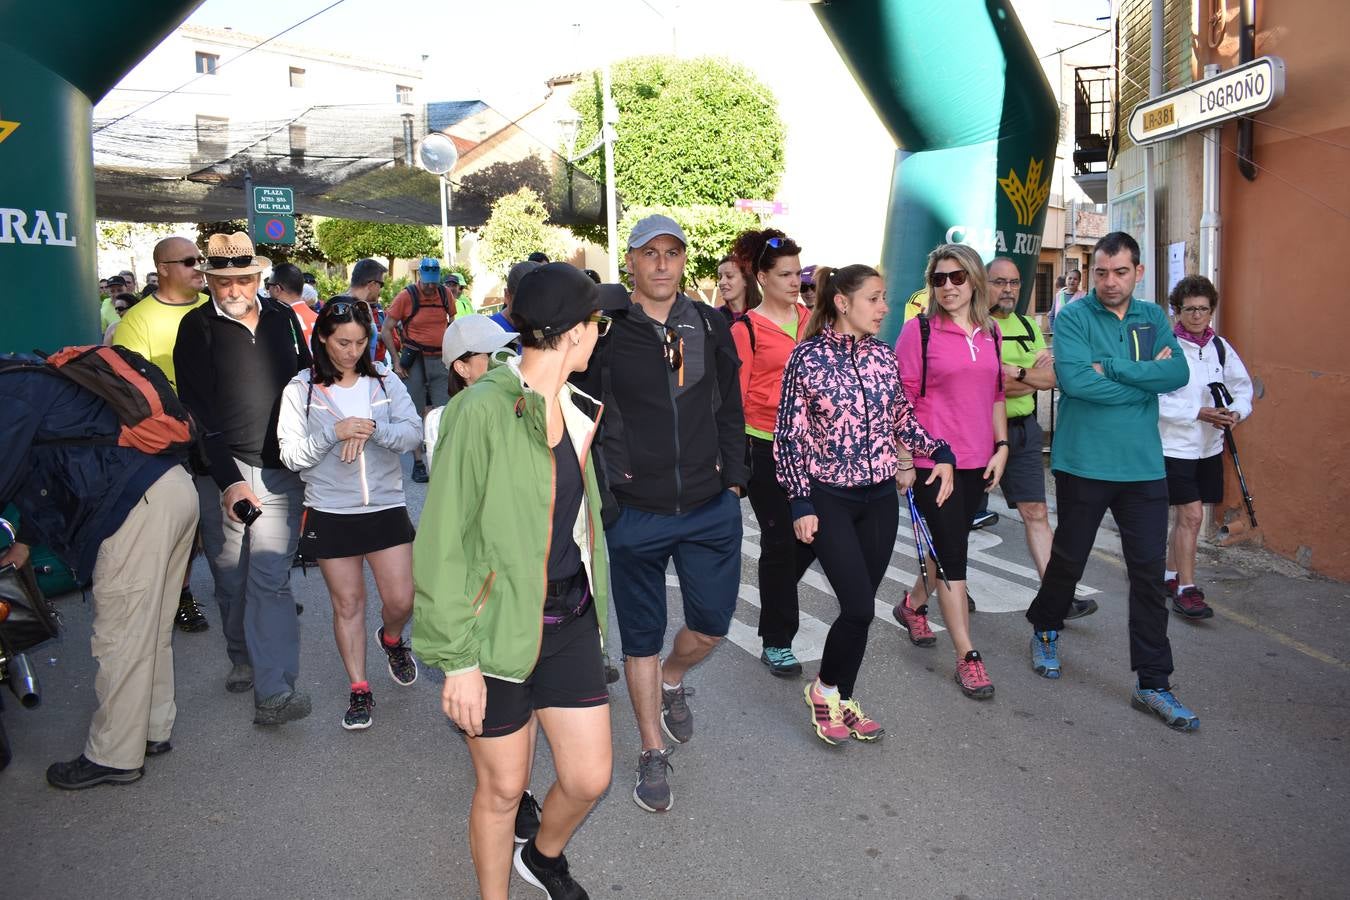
[195, 115, 228, 157]
[395, 84, 413, 104]
[289, 66, 306, 88]
[194, 52, 219, 75]
[289, 125, 307, 165]
[1034, 263, 1054, 314]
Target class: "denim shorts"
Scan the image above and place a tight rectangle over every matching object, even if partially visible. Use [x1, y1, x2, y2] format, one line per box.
[606, 490, 743, 657]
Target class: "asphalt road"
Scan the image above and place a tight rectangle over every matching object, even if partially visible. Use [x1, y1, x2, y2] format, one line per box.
[4, 474, 1348, 899]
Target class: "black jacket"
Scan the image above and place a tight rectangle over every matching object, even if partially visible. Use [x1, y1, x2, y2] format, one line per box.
[0, 369, 176, 583]
[173, 297, 311, 490]
[575, 293, 747, 517]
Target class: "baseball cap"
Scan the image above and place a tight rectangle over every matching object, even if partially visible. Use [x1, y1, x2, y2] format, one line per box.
[801, 265, 817, 286]
[505, 260, 542, 298]
[106, 275, 128, 288]
[442, 272, 467, 287]
[511, 263, 600, 341]
[419, 257, 441, 276]
[627, 214, 687, 250]
[442, 314, 518, 361]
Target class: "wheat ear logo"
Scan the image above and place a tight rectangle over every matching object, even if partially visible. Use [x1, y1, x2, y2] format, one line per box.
[998, 157, 1051, 227]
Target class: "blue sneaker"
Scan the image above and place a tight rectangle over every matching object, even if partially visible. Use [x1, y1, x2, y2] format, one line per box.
[1131, 685, 1200, 731]
[760, 645, 803, 677]
[1030, 630, 1061, 679]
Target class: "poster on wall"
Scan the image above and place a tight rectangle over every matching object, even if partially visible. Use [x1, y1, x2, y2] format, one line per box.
[1109, 188, 1146, 243]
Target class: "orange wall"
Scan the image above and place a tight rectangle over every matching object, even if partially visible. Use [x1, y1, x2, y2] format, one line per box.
[1204, 1, 1350, 577]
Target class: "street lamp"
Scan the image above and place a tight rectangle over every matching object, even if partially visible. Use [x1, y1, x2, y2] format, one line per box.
[417, 132, 459, 266]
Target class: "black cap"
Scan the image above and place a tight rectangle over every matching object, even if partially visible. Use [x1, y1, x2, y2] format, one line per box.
[511, 263, 599, 341]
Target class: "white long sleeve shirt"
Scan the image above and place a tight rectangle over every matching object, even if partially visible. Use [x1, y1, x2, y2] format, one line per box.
[1158, 334, 1253, 460]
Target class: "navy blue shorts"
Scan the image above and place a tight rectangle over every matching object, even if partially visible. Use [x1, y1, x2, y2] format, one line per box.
[606, 490, 743, 657]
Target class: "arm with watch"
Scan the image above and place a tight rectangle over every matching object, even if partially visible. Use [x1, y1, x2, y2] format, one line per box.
[1001, 359, 1056, 397]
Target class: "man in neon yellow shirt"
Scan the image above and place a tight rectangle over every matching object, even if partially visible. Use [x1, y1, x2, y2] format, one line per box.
[115, 236, 210, 635]
[114, 236, 207, 391]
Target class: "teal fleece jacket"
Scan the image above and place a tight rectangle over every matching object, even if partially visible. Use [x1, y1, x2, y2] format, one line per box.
[1050, 291, 1188, 482]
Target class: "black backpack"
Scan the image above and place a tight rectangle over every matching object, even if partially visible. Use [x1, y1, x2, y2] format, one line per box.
[916, 314, 1004, 398]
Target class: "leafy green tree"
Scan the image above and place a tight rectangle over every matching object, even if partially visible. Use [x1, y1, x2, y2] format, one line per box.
[480, 188, 568, 277]
[313, 218, 441, 272]
[570, 56, 786, 210]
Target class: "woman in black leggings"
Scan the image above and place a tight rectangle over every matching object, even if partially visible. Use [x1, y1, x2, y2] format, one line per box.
[776, 265, 953, 745]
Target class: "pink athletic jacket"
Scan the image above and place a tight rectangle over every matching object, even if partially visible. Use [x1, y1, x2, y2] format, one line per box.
[775, 324, 953, 518]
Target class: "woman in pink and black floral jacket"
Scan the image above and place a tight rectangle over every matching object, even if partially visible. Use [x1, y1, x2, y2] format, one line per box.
[775, 263, 954, 746]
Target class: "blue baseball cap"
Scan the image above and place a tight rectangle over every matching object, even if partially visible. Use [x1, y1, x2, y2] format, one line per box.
[419, 257, 441, 275]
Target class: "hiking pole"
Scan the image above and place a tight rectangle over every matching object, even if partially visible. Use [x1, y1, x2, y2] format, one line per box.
[1207, 381, 1257, 528]
[906, 490, 952, 591]
[905, 489, 932, 599]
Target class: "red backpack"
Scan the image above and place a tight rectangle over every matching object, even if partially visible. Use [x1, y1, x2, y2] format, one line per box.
[40, 345, 199, 456]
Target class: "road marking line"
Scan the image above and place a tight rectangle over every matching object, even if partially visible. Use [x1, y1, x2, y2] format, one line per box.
[1211, 606, 1350, 672]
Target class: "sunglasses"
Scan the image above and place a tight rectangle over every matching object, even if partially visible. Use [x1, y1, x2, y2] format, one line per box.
[371, 280, 385, 289]
[756, 236, 787, 271]
[165, 256, 206, 268]
[800, 284, 817, 293]
[589, 312, 612, 337]
[928, 270, 969, 288]
[662, 327, 683, 372]
[207, 255, 256, 269]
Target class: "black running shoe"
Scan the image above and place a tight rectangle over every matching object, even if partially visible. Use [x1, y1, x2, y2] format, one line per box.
[513, 840, 589, 899]
[515, 790, 542, 844]
[410, 460, 429, 483]
[175, 589, 209, 633]
[343, 689, 374, 731]
[970, 510, 999, 530]
[1064, 598, 1099, 620]
[377, 626, 419, 686]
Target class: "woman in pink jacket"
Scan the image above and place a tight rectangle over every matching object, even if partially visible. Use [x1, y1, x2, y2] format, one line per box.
[894, 243, 1008, 700]
[776, 264, 953, 745]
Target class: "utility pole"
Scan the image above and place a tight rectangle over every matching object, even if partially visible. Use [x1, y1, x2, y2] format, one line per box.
[602, 64, 619, 283]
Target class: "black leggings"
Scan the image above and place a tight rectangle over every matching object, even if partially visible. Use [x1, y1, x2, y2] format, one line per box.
[746, 437, 816, 647]
[811, 482, 899, 699]
[909, 468, 987, 582]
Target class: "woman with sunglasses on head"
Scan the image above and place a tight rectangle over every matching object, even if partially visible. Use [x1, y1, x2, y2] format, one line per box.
[414, 263, 613, 900]
[776, 264, 954, 744]
[715, 253, 759, 324]
[1158, 275, 1253, 620]
[277, 297, 424, 731]
[728, 229, 816, 677]
[893, 243, 1008, 700]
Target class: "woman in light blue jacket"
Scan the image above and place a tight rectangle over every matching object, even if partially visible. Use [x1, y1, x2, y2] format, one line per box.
[278, 297, 423, 731]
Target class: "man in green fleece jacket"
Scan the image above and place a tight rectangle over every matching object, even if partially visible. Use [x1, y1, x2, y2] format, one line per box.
[1025, 232, 1200, 731]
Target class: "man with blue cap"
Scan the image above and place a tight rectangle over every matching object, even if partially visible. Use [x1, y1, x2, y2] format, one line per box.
[382, 257, 454, 482]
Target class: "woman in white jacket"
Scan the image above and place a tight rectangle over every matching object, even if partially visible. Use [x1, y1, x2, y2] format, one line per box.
[277, 297, 424, 730]
[1158, 275, 1253, 620]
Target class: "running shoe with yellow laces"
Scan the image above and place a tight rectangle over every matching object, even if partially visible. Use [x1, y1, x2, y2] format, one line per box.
[839, 698, 884, 741]
[803, 679, 850, 745]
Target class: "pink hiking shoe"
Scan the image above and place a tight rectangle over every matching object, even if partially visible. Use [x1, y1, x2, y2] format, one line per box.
[840, 698, 885, 741]
[955, 650, 995, 700]
[892, 591, 937, 647]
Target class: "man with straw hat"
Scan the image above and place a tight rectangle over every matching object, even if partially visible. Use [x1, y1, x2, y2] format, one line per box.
[173, 232, 315, 726]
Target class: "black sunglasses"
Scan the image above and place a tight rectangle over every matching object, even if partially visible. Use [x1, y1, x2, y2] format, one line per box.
[662, 327, 683, 372]
[589, 312, 612, 337]
[165, 255, 205, 268]
[756, 236, 787, 272]
[207, 255, 256, 269]
[929, 270, 969, 288]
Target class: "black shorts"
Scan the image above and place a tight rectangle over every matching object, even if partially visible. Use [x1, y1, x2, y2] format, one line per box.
[478, 603, 608, 738]
[1165, 454, 1224, 506]
[298, 506, 415, 560]
[910, 468, 988, 582]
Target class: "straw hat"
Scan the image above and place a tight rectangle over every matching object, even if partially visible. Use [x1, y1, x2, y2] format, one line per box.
[198, 231, 271, 276]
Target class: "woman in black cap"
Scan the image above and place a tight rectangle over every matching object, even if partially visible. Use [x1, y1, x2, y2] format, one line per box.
[414, 263, 613, 900]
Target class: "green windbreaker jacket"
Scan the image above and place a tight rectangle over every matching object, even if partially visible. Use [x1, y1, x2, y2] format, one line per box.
[412, 359, 609, 680]
[1050, 290, 1189, 482]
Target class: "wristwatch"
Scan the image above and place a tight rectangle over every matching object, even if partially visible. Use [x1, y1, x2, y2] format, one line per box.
[1015, 366, 1027, 382]
[994, 440, 1010, 452]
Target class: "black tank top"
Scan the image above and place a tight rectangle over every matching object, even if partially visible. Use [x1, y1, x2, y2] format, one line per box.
[547, 433, 584, 585]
